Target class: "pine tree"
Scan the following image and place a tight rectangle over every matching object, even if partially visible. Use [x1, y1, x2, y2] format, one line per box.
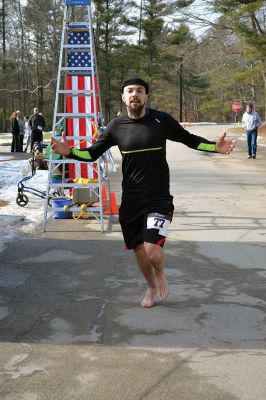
[212, 0, 266, 117]
[93, 0, 135, 122]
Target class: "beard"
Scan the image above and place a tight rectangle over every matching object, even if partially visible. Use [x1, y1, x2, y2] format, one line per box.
[128, 101, 145, 118]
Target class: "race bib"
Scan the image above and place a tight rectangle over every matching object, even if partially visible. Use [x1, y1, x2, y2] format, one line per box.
[37, 125, 43, 130]
[147, 213, 170, 237]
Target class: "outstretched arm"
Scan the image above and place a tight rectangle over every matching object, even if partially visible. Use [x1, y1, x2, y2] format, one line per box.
[51, 128, 116, 162]
[216, 132, 236, 154]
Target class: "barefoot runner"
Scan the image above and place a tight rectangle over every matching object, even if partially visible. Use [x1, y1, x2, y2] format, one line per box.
[51, 77, 236, 308]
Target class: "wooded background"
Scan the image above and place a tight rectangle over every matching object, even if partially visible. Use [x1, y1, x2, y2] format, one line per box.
[0, 0, 265, 131]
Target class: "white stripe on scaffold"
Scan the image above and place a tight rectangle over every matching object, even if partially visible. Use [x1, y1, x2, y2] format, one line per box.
[85, 76, 94, 179]
[72, 76, 81, 177]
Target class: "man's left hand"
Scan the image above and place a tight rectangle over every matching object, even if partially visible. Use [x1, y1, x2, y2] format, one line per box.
[216, 132, 236, 154]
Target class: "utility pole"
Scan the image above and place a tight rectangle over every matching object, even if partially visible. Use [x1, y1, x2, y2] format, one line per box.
[104, 0, 111, 123]
[138, 0, 143, 46]
[136, 0, 143, 75]
[179, 58, 183, 123]
[1, 0, 7, 132]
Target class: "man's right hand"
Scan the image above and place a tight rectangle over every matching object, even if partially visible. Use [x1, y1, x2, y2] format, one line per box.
[50, 133, 70, 156]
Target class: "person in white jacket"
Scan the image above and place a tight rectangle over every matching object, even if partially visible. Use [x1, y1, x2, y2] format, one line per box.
[242, 103, 262, 159]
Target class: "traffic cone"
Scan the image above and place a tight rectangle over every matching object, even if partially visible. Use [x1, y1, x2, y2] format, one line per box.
[110, 192, 119, 214]
[104, 192, 119, 215]
[101, 185, 107, 201]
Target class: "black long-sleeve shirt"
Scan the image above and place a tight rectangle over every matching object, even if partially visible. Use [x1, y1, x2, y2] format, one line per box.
[11, 118, 20, 134]
[29, 114, 45, 132]
[69, 108, 216, 199]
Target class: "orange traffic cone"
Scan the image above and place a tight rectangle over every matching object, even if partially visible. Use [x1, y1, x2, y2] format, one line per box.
[110, 192, 119, 214]
[104, 192, 119, 215]
[101, 185, 107, 200]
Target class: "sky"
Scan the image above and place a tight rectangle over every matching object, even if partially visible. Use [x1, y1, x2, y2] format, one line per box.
[0, 0, 218, 36]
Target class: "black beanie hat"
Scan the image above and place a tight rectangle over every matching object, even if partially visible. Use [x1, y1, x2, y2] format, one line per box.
[121, 77, 149, 94]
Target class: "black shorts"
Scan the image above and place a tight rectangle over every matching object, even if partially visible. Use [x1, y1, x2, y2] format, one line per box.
[119, 196, 173, 249]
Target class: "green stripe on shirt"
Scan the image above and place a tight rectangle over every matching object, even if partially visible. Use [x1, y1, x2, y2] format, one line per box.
[121, 147, 162, 154]
[71, 148, 92, 160]
[197, 143, 216, 152]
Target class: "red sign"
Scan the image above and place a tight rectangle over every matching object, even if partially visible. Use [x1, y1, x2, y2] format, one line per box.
[232, 102, 242, 112]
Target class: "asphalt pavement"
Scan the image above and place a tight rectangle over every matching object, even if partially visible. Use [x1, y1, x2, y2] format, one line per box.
[0, 124, 266, 400]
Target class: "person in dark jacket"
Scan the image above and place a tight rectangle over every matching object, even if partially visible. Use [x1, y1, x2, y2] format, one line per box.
[16, 110, 25, 152]
[10, 112, 20, 152]
[29, 107, 45, 152]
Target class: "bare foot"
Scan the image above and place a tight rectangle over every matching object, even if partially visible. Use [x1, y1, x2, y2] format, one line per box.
[155, 272, 169, 301]
[141, 287, 157, 308]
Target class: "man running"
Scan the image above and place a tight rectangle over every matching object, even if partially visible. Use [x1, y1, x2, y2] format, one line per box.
[51, 77, 236, 308]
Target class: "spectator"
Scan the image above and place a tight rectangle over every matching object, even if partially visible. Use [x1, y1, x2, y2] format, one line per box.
[29, 107, 45, 152]
[242, 103, 262, 159]
[23, 116, 31, 153]
[10, 112, 20, 152]
[16, 110, 25, 152]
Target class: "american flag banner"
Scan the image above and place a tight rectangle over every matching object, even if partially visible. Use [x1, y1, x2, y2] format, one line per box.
[66, 28, 98, 181]
[67, 51, 92, 68]
[68, 30, 91, 49]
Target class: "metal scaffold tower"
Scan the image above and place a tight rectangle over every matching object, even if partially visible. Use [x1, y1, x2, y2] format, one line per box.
[43, 0, 114, 232]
